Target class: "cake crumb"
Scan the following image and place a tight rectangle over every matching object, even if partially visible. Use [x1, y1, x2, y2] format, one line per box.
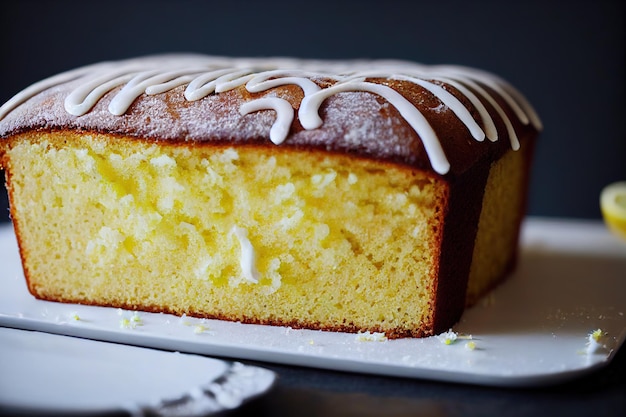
[355, 331, 388, 342]
[438, 330, 458, 345]
[585, 329, 605, 355]
[438, 329, 473, 345]
[193, 324, 208, 334]
[179, 314, 191, 326]
[118, 311, 143, 329]
[130, 312, 143, 326]
[69, 311, 81, 321]
[465, 341, 477, 351]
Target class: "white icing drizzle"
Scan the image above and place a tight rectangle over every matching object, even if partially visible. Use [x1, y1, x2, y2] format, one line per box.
[441, 75, 521, 150]
[300, 80, 450, 174]
[393, 75, 485, 141]
[213, 70, 255, 93]
[240, 97, 294, 145]
[231, 226, 261, 284]
[0, 55, 542, 175]
[246, 70, 322, 95]
[459, 69, 531, 126]
[499, 80, 543, 131]
[429, 76, 499, 141]
[110, 67, 249, 116]
[65, 72, 135, 115]
[184, 69, 240, 100]
[0, 64, 98, 120]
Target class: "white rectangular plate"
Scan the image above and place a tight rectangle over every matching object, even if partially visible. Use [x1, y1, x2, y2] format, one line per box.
[1, 217, 625, 387]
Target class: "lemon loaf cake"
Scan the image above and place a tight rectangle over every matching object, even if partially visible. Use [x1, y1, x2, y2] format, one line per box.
[0, 55, 541, 338]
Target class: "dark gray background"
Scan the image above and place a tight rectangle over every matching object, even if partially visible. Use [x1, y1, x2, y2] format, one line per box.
[0, 3, 625, 416]
[1, 0, 624, 222]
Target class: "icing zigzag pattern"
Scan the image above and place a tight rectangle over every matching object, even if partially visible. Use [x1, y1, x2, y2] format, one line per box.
[0, 55, 542, 174]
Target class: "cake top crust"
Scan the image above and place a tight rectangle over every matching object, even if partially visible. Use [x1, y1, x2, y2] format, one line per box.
[0, 54, 541, 175]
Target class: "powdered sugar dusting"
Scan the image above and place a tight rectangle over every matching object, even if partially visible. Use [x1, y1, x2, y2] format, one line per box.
[0, 54, 541, 175]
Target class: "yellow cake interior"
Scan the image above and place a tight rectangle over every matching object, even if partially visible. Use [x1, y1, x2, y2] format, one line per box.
[4, 131, 452, 336]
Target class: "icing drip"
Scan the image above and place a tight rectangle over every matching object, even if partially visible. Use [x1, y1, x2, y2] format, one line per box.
[245, 70, 322, 95]
[0, 55, 542, 175]
[299, 81, 449, 174]
[437, 74, 522, 150]
[231, 226, 261, 284]
[393, 75, 485, 141]
[184, 69, 240, 100]
[429, 76, 499, 141]
[240, 97, 294, 145]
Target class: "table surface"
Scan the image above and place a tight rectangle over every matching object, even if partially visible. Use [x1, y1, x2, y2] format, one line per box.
[2, 346, 623, 417]
[240, 349, 625, 417]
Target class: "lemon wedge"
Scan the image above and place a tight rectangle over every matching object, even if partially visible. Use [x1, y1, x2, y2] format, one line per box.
[600, 181, 626, 240]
